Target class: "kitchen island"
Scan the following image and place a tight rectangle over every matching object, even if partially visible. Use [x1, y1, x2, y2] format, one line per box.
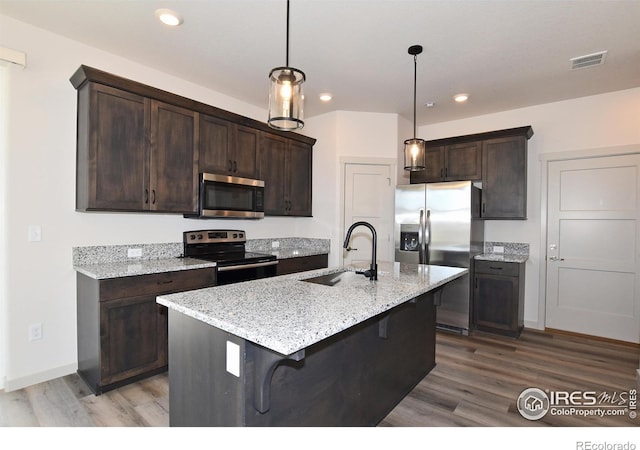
[157, 262, 466, 426]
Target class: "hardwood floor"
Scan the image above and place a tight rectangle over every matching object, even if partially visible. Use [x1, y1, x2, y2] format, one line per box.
[1, 329, 638, 428]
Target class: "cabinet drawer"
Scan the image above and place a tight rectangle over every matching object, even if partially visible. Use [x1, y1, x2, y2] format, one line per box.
[474, 260, 519, 277]
[100, 268, 216, 300]
[277, 254, 329, 276]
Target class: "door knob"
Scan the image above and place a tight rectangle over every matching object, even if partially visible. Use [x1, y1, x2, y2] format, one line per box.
[345, 247, 358, 251]
[549, 256, 565, 261]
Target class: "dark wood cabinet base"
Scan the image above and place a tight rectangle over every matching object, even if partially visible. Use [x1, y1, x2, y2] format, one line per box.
[168, 290, 438, 426]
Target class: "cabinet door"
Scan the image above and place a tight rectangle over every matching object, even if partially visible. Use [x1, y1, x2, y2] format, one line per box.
[473, 273, 519, 333]
[259, 134, 287, 215]
[149, 101, 198, 213]
[482, 136, 527, 219]
[199, 114, 233, 175]
[100, 295, 167, 385]
[81, 83, 149, 211]
[286, 140, 313, 216]
[410, 146, 444, 183]
[445, 141, 482, 181]
[233, 125, 259, 178]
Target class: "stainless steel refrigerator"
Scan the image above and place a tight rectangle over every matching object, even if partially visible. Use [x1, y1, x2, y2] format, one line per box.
[394, 180, 484, 334]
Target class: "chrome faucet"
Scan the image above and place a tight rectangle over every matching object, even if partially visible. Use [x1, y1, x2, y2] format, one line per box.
[343, 221, 378, 281]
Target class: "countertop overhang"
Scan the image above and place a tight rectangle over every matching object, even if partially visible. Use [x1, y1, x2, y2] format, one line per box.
[157, 262, 467, 356]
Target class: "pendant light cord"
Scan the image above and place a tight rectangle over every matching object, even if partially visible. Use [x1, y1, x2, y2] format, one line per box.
[285, 0, 290, 67]
[413, 53, 417, 138]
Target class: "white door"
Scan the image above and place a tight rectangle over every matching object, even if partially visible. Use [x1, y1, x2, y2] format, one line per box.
[343, 163, 394, 266]
[546, 154, 640, 343]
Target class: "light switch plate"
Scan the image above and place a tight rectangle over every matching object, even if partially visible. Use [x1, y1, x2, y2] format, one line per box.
[28, 225, 41, 242]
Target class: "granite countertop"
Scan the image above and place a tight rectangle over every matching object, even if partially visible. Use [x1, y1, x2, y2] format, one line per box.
[157, 261, 467, 356]
[74, 257, 217, 280]
[475, 253, 529, 263]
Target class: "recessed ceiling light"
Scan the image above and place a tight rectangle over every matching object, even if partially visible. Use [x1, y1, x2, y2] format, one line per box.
[453, 93, 469, 103]
[319, 93, 333, 102]
[155, 8, 183, 27]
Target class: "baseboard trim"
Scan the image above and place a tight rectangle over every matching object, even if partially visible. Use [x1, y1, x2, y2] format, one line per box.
[3, 363, 77, 392]
[545, 327, 640, 348]
[524, 320, 543, 330]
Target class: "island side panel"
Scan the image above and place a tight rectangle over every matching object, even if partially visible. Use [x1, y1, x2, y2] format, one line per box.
[244, 291, 437, 426]
[168, 310, 246, 426]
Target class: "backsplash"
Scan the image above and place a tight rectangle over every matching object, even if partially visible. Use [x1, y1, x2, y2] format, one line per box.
[246, 237, 331, 253]
[73, 243, 182, 266]
[73, 237, 331, 266]
[483, 241, 529, 256]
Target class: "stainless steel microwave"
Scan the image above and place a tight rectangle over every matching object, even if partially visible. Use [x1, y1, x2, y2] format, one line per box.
[190, 173, 265, 219]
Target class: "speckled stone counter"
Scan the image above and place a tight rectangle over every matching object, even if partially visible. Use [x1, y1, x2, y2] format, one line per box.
[74, 257, 216, 280]
[157, 261, 466, 356]
[475, 253, 529, 263]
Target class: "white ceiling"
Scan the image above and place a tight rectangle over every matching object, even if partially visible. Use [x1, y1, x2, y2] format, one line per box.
[1, 0, 639, 126]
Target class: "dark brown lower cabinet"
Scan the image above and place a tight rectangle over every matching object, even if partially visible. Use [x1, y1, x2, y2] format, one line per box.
[473, 260, 525, 337]
[77, 268, 216, 394]
[276, 254, 328, 276]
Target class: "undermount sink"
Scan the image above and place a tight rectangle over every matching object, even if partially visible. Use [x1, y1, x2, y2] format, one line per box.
[301, 270, 364, 287]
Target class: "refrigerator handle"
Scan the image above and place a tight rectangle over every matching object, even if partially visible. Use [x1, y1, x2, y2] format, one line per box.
[418, 209, 425, 264]
[425, 209, 431, 263]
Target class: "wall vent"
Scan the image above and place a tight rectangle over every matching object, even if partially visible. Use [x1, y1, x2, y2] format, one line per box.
[570, 51, 607, 70]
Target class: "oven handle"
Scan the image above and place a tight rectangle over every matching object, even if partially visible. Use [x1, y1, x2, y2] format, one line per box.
[217, 260, 279, 272]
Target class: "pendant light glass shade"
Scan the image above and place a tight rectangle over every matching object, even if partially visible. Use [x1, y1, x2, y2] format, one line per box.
[268, 66, 305, 130]
[268, 0, 305, 131]
[404, 137, 426, 171]
[404, 45, 426, 171]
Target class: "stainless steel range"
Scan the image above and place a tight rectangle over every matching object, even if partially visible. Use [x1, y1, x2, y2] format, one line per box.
[183, 230, 278, 285]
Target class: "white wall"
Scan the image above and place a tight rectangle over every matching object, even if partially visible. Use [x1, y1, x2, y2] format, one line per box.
[0, 15, 336, 390]
[305, 111, 400, 266]
[419, 88, 640, 327]
[0, 62, 9, 390]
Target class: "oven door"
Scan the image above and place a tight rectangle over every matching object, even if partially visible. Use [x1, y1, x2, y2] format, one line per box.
[216, 260, 278, 285]
[199, 173, 265, 219]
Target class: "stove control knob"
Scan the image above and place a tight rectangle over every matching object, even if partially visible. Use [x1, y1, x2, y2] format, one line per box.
[197, 234, 203, 240]
[239, 233, 244, 238]
[233, 233, 238, 238]
[190, 234, 196, 240]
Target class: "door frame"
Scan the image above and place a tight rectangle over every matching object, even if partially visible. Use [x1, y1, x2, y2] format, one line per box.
[538, 144, 640, 330]
[339, 157, 397, 266]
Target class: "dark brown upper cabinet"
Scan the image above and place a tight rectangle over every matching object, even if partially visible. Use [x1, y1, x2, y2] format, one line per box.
[411, 141, 482, 183]
[481, 135, 528, 219]
[70, 65, 315, 216]
[259, 134, 313, 216]
[410, 126, 533, 219]
[199, 115, 258, 179]
[73, 82, 197, 213]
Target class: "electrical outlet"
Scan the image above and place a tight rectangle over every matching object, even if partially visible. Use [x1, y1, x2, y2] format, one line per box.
[28, 323, 43, 342]
[271, 241, 280, 249]
[226, 341, 240, 377]
[493, 246, 505, 254]
[127, 248, 142, 258]
[28, 225, 42, 242]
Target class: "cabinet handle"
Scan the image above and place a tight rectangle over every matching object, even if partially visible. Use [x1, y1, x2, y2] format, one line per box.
[489, 266, 503, 270]
[228, 159, 233, 172]
[151, 189, 156, 205]
[445, 167, 448, 178]
[440, 168, 444, 179]
[144, 189, 149, 204]
[233, 160, 238, 172]
[475, 276, 478, 289]
[482, 203, 486, 214]
[157, 280, 173, 285]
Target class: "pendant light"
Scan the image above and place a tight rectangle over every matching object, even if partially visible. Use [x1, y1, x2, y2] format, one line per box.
[268, 0, 305, 131]
[404, 45, 426, 171]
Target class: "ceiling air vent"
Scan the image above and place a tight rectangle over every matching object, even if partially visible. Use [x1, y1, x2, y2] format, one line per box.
[570, 51, 607, 70]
